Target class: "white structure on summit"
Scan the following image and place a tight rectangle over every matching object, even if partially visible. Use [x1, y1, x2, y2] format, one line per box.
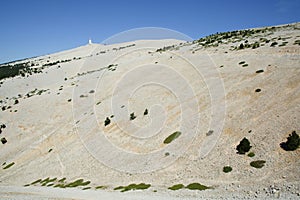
[88, 38, 92, 45]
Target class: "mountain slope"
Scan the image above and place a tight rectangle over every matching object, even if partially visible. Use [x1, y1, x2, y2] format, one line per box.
[0, 23, 299, 199]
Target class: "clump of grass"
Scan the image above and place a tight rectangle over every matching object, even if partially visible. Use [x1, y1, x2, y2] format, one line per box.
[223, 166, 232, 173]
[238, 61, 246, 65]
[250, 160, 266, 168]
[168, 184, 184, 190]
[3, 162, 15, 169]
[186, 183, 210, 190]
[31, 179, 42, 185]
[58, 177, 66, 182]
[247, 152, 255, 157]
[114, 183, 151, 192]
[82, 187, 91, 190]
[163, 131, 181, 144]
[95, 185, 107, 189]
[242, 64, 248, 67]
[65, 179, 90, 187]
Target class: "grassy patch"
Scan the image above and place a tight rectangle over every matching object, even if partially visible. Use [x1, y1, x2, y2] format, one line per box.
[31, 179, 42, 185]
[114, 183, 151, 192]
[58, 177, 66, 182]
[247, 152, 255, 157]
[65, 179, 90, 187]
[186, 183, 210, 190]
[3, 162, 15, 169]
[168, 184, 184, 190]
[238, 61, 246, 65]
[95, 185, 107, 189]
[82, 187, 91, 190]
[163, 131, 181, 144]
[250, 160, 266, 168]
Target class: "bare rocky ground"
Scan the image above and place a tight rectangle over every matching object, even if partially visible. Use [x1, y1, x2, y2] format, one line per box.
[0, 23, 299, 199]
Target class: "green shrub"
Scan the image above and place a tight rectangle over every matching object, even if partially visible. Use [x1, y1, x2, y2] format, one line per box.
[104, 117, 111, 126]
[247, 152, 255, 157]
[186, 183, 210, 190]
[236, 137, 252, 154]
[163, 131, 181, 144]
[114, 183, 151, 192]
[168, 184, 184, 190]
[223, 166, 232, 173]
[3, 162, 14, 169]
[280, 131, 300, 151]
[250, 160, 266, 168]
[130, 112, 136, 120]
[144, 109, 148, 115]
[270, 42, 278, 47]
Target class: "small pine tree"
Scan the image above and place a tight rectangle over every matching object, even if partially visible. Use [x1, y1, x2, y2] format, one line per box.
[104, 117, 110, 126]
[236, 137, 252, 154]
[130, 112, 136, 120]
[144, 109, 148, 115]
[239, 43, 244, 49]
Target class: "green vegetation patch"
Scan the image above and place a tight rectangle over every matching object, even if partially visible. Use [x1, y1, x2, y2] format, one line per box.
[3, 162, 15, 169]
[168, 184, 185, 190]
[95, 185, 107, 189]
[65, 179, 90, 187]
[114, 183, 151, 192]
[163, 131, 182, 144]
[280, 131, 300, 151]
[186, 183, 210, 190]
[247, 152, 255, 157]
[250, 160, 266, 168]
[223, 166, 232, 173]
[236, 137, 252, 154]
[31, 179, 42, 185]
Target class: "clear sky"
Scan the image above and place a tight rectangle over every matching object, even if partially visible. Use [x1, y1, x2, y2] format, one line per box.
[0, 0, 299, 64]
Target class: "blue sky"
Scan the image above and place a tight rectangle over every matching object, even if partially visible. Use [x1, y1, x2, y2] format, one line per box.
[0, 0, 299, 64]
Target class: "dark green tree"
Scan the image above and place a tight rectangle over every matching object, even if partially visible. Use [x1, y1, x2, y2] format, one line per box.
[104, 117, 111, 126]
[281, 131, 300, 151]
[236, 137, 252, 154]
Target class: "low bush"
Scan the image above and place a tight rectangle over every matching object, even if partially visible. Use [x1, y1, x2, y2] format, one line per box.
[236, 137, 252, 154]
[250, 160, 266, 168]
[280, 131, 300, 151]
[223, 166, 232, 173]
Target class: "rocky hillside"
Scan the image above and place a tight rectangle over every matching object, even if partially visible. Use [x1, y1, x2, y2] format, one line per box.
[0, 23, 299, 199]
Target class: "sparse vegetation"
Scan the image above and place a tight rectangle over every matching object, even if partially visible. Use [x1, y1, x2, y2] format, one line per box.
[247, 152, 255, 157]
[1, 137, 7, 144]
[168, 184, 184, 190]
[144, 109, 148, 115]
[223, 166, 232, 173]
[3, 162, 15, 169]
[130, 112, 136, 120]
[255, 88, 261, 92]
[280, 131, 300, 151]
[114, 183, 151, 192]
[270, 42, 278, 47]
[236, 137, 252, 154]
[256, 69, 264, 73]
[250, 160, 266, 168]
[186, 183, 210, 190]
[104, 117, 111, 126]
[163, 131, 181, 144]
